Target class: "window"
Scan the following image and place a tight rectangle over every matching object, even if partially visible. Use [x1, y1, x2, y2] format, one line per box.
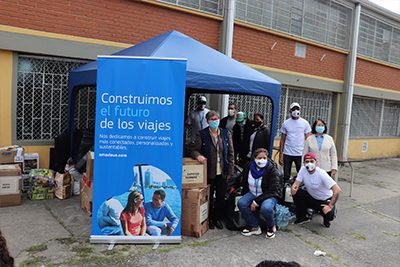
[236, 0, 352, 50]
[157, 0, 224, 15]
[350, 97, 400, 138]
[16, 55, 91, 141]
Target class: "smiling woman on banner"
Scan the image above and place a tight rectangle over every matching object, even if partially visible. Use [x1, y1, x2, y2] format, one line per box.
[120, 190, 146, 236]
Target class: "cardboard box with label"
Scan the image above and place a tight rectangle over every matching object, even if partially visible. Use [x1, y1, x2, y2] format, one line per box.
[0, 164, 22, 207]
[80, 179, 92, 216]
[82, 173, 93, 200]
[0, 146, 25, 164]
[181, 185, 210, 238]
[182, 158, 207, 190]
[86, 151, 94, 181]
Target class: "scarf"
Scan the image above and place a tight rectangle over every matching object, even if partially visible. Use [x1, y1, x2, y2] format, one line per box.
[250, 160, 268, 179]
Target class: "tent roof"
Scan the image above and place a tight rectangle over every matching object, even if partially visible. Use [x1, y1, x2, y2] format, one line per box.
[69, 30, 281, 98]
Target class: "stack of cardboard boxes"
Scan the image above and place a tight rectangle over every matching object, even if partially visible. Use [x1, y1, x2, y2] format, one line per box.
[181, 158, 210, 238]
[0, 146, 24, 207]
[80, 151, 94, 216]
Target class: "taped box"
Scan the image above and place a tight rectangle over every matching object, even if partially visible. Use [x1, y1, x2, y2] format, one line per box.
[80, 184, 92, 216]
[181, 185, 210, 238]
[182, 158, 207, 190]
[0, 164, 22, 207]
[0, 146, 24, 164]
[86, 152, 94, 182]
[82, 173, 93, 200]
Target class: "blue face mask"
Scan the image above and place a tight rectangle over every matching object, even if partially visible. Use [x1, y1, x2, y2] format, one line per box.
[209, 120, 220, 130]
[238, 122, 245, 127]
[316, 126, 325, 134]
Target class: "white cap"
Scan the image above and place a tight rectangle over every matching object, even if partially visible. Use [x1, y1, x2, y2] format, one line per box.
[290, 102, 301, 109]
[198, 96, 207, 103]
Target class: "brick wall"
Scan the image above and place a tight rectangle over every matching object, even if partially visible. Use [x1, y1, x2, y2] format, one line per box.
[232, 25, 347, 81]
[355, 58, 400, 92]
[0, 0, 221, 48]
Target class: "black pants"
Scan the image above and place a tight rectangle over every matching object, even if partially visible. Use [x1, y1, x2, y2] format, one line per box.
[283, 154, 302, 184]
[293, 189, 336, 222]
[208, 175, 227, 221]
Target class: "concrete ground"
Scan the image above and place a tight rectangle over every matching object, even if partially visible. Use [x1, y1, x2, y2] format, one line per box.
[1, 157, 399, 267]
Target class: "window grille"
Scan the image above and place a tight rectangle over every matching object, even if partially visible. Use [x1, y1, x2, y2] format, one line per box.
[185, 93, 211, 142]
[157, 0, 224, 15]
[236, 0, 352, 50]
[358, 13, 400, 67]
[350, 97, 400, 138]
[278, 86, 333, 136]
[16, 55, 90, 141]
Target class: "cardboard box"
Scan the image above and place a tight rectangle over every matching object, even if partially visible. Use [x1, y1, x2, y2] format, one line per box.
[28, 192, 47, 200]
[86, 152, 94, 181]
[80, 189, 92, 216]
[82, 173, 93, 200]
[0, 146, 24, 164]
[182, 158, 207, 189]
[181, 185, 210, 238]
[23, 153, 39, 174]
[0, 164, 22, 207]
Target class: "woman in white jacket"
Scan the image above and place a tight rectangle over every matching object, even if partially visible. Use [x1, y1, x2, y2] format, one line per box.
[303, 119, 338, 176]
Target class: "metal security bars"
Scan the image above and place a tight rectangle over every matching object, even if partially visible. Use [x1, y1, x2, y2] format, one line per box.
[16, 55, 90, 141]
[358, 13, 400, 66]
[277, 86, 333, 137]
[350, 97, 400, 137]
[159, 0, 224, 15]
[235, 0, 352, 50]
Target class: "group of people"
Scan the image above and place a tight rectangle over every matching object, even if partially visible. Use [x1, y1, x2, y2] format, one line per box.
[187, 96, 341, 238]
[98, 189, 179, 237]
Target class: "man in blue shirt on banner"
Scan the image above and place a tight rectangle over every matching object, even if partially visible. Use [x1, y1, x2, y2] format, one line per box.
[144, 190, 180, 236]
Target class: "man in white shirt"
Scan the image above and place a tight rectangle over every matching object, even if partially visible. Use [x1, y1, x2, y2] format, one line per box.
[184, 96, 210, 143]
[279, 102, 311, 184]
[291, 153, 341, 228]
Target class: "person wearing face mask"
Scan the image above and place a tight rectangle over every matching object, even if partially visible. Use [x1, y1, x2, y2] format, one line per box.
[302, 119, 337, 177]
[237, 148, 282, 239]
[184, 96, 210, 144]
[291, 153, 341, 228]
[232, 111, 251, 163]
[220, 103, 237, 133]
[191, 110, 235, 230]
[279, 102, 311, 184]
[239, 113, 271, 167]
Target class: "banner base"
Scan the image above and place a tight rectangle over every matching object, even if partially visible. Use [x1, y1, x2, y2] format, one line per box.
[90, 235, 182, 244]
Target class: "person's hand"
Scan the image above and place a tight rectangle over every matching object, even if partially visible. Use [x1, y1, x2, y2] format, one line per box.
[279, 155, 283, 166]
[197, 155, 207, 164]
[163, 223, 168, 229]
[331, 169, 337, 176]
[167, 227, 175, 236]
[321, 204, 332, 214]
[250, 202, 256, 212]
[291, 184, 298, 196]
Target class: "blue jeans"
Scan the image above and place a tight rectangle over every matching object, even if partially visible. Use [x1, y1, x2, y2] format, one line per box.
[147, 222, 173, 236]
[237, 192, 278, 228]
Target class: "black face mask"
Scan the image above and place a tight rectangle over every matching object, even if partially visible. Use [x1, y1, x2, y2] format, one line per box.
[254, 121, 262, 128]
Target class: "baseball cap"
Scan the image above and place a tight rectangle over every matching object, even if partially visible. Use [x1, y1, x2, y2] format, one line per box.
[236, 111, 247, 122]
[304, 152, 317, 161]
[290, 102, 301, 110]
[198, 96, 207, 103]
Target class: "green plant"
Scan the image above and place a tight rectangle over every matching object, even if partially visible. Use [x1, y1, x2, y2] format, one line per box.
[381, 231, 399, 237]
[25, 244, 48, 252]
[347, 232, 367, 239]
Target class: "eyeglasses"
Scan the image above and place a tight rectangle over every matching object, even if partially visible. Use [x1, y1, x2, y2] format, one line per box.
[291, 107, 300, 111]
[304, 160, 315, 163]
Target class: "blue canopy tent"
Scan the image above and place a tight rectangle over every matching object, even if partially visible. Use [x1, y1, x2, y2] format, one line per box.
[67, 30, 282, 156]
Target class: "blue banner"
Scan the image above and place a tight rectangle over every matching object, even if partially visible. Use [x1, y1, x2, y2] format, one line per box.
[91, 56, 187, 243]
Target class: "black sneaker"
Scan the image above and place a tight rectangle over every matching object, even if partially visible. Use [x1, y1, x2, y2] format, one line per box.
[295, 216, 311, 225]
[323, 218, 331, 228]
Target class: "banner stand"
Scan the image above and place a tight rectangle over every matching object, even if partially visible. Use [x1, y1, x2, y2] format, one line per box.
[90, 236, 181, 244]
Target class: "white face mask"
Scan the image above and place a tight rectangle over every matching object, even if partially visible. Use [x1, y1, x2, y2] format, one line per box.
[228, 109, 235, 117]
[255, 158, 268, 168]
[291, 110, 300, 118]
[305, 162, 316, 172]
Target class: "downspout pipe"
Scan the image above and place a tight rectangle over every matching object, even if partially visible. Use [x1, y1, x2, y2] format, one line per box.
[340, 2, 361, 158]
[221, 0, 236, 118]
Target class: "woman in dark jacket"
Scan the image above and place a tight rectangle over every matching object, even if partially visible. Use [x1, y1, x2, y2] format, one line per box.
[239, 113, 271, 167]
[237, 148, 282, 239]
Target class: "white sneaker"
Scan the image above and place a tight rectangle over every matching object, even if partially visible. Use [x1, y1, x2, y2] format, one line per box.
[266, 225, 276, 239]
[241, 226, 262, 236]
